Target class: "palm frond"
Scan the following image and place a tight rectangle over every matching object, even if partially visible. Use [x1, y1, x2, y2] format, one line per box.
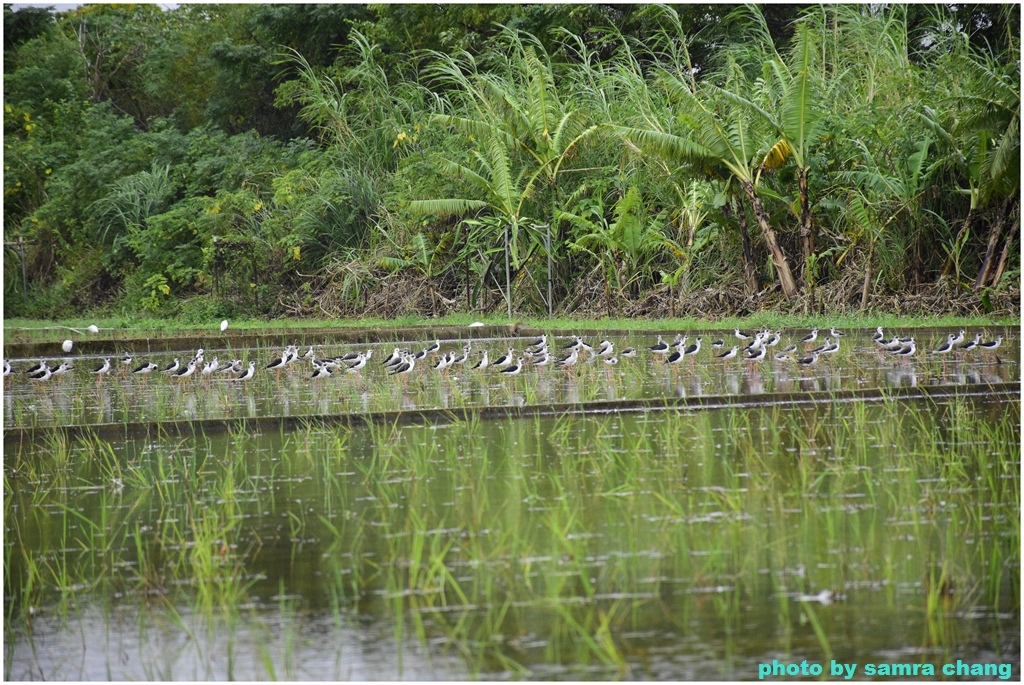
[406, 198, 488, 217]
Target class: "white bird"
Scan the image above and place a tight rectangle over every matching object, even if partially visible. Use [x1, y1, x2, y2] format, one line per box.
[62, 339, 73, 353]
[3, 359, 11, 377]
[220, 319, 229, 332]
[163, 358, 181, 374]
[472, 350, 489, 370]
[201, 357, 220, 377]
[88, 325, 100, 334]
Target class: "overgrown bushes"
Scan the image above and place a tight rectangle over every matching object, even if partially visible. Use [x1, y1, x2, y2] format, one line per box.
[3, 4, 1019, 320]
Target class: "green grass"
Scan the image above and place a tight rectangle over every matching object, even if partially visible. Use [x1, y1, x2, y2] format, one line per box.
[5, 310, 1017, 339]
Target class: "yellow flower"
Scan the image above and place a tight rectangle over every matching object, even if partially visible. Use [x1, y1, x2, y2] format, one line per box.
[292, 246, 301, 261]
[254, 201, 263, 211]
[45, 168, 51, 175]
[160, 284, 171, 295]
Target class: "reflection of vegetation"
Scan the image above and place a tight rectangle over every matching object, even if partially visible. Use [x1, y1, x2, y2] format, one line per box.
[3, 5, 1019, 319]
[5, 394, 1018, 678]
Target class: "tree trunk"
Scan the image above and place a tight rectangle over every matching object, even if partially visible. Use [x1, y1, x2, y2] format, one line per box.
[991, 204, 1019, 288]
[974, 192, 1015, 290]
[742, 181, 798, 299]
[942, 208, 974, 277]
[724, 197, 759, 295]
[860, 240, 874, 310]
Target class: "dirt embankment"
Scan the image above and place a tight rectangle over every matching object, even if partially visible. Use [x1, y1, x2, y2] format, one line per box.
[282, 268, 1019, 321]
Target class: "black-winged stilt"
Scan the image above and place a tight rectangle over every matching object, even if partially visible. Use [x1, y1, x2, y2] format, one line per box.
[931, 334, 956, 355]
[501, 357, 524, 377]
[797, 351, 820, 366]
[173, 360, 197, 380]
[232, 361, 256, 383]
[716, 346, 739, 360]
[492, 347, 516, 369]
[959, 333, 982, 351]
[978, 336, 1003, 351]
[90, 356, 111, 376]
[133, 361, 158, 375]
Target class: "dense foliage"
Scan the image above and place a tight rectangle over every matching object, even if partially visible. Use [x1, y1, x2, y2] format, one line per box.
[3, 3, 1019, 320]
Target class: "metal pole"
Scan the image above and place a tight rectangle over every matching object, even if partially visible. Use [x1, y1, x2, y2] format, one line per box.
[504, 225, 511, 318]
[19, 237, 28, 300]
[212, 236, 220, 297]
[544, 223, 552, 317]
[252, 242, 258, 311]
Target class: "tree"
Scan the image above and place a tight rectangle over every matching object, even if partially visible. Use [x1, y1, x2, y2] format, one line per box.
[622, 66, 800, 299]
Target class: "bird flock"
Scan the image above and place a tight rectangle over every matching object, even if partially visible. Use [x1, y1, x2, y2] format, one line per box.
[3, 327, 1005, 387]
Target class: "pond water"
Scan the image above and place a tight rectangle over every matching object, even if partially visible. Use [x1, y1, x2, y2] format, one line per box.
[3, 328, 1019, 428]
[4, 393, 1019, 680]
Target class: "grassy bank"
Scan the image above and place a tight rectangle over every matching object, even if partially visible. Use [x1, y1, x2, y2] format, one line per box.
[4, 311, 1019, 343]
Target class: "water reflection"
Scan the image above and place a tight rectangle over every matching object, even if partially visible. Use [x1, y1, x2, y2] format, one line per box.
[5, 398, 1018, 679]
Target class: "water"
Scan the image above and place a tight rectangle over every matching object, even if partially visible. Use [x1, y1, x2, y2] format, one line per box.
[3, 328, 1019, 428]
[5, 394, 1019, 680]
